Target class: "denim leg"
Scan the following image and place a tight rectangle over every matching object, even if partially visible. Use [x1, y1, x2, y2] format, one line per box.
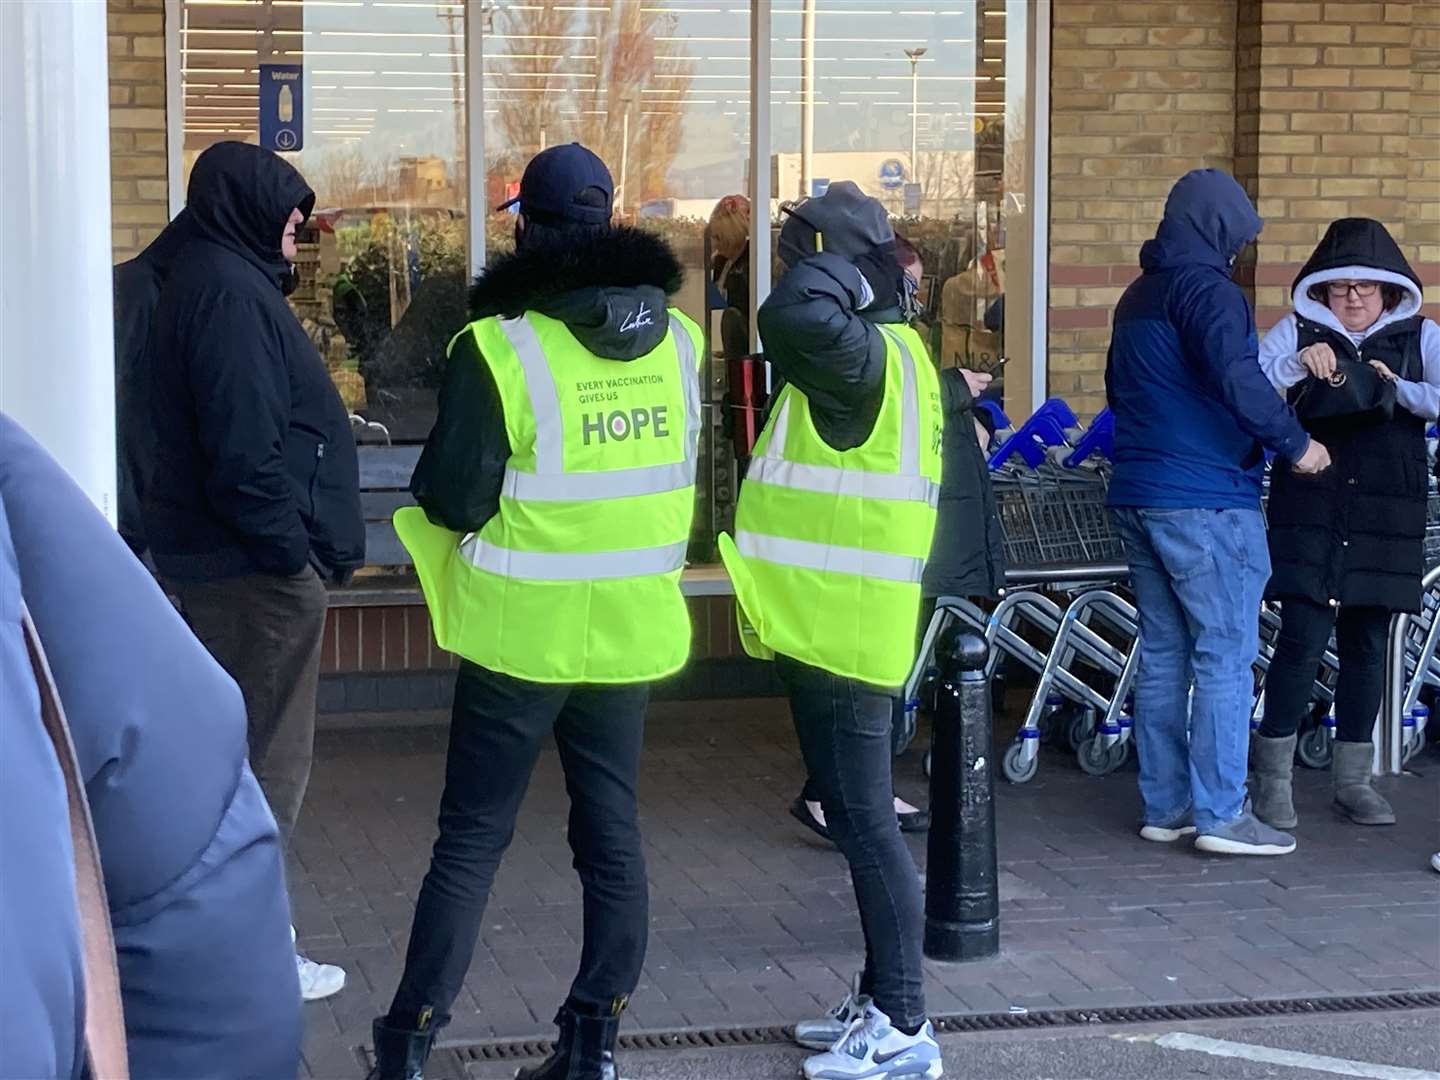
[389, 663, 564, 1028]
[553, 683, 652, 1014]
[1154, 509, 1270, 832]
[777, 656, 926, 1030]
[1113, 508, 1195, 826]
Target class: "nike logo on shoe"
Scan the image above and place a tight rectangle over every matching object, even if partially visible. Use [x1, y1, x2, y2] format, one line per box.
[873, 1049, 919, 1066]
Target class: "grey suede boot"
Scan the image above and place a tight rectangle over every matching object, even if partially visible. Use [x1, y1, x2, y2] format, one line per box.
[1332, 741, 1396, 826]
[1250, 733, 1298, 830]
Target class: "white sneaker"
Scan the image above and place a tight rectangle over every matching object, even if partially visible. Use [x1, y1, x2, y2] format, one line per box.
[297, 953, 346, 1001]
[1431, 852, 1440, 874]
[802, 1002, 942, 1079]
[794, 974, 870, 1050]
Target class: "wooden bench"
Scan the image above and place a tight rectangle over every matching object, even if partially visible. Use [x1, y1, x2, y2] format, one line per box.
[350, 444, 736, 599]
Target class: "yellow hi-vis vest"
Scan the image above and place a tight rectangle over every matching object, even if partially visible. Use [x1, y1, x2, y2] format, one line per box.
[717, 324, 943, 687]
[395, 308, 704, 684]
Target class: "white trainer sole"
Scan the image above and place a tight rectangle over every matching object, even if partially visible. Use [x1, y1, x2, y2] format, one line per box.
[1140, 824, 1197, 843]
[1194, 834, 1295, 856]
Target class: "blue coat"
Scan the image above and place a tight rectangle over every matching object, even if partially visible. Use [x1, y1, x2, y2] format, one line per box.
[1105, 169, 1310, 510]
[0, 413, 302, 1080]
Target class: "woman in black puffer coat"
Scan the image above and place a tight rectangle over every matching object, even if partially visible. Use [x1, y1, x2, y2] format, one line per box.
[1251, 219, 1440, 830]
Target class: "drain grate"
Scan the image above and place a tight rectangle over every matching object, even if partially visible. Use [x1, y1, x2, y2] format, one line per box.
[439, 990, 1440, 1063]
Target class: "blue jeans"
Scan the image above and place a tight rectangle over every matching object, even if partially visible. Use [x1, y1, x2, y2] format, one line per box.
[1111, 508, 1270, 833]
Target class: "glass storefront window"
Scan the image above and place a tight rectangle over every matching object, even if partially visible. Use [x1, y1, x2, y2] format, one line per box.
[768, 0, 1027, 409]
[178, 0, 469, 441]
[482, 1, 753, 561]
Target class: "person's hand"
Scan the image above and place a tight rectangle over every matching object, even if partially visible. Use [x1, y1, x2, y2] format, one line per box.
[1369, 359, 1399, 383]
[1292, 438, 1332, 475]
[1298, 343, 1338, 380]
[973, 417, 992, 452]
[960, 368, 993, 398]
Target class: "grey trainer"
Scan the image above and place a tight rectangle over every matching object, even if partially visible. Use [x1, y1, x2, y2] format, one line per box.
[1250, 733, 1298, 829]
[1195, 812, 1296, 856]
[1140, 807, 1197, 843]
[1332, 740, 1396, 826]
[794, 975, 869, 1051]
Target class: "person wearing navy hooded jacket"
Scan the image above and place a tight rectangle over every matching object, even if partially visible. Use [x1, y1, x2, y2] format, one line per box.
[1106, 169, 1330, 858]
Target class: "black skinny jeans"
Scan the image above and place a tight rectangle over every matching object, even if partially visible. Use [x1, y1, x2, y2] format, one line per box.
[778, 655, 927, 1030]
[1260, 599, 1391, 744]
[388, 662, 650, 1030]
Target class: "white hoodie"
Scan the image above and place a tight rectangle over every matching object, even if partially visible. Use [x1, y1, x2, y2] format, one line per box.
[1258, 264, 1440, 422]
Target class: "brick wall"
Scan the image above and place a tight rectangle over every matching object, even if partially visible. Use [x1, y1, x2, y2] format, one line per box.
[1048, 0, 1240, 415]
[108, 0, 170, 263]
[1237, 0, 1438, 329]
[1048, 0, 1436, 414]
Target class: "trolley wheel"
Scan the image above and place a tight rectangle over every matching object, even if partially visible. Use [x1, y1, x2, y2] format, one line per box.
[1076, 735, 1127, 776]
[1067, 708, 1097, 753]
[922, 750, 932, 778]
[1297, 724, 1333, 770]
[1002, 741, 1039, 784]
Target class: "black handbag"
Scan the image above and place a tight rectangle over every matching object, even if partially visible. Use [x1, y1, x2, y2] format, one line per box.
[1289, 355, 1396, 432]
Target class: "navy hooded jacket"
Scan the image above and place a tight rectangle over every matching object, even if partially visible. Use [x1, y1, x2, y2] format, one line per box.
[1106, 169, 1310, 509]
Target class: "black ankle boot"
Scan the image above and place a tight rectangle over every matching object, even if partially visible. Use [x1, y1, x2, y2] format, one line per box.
[515, 1005, 622, 1080]
[368, 1018, 435, 1080]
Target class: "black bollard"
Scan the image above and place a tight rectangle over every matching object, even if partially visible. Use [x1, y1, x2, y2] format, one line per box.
[923, 626, 999, 961]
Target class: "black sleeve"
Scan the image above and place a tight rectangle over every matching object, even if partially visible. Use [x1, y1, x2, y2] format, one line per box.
[939, 366, 977, 418]
[187, 298, 310, 576]
[409, 330, 508, 533]
[756, 253, 887, 449]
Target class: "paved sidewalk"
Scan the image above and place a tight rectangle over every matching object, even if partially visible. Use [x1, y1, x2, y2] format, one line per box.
[290, 699, 1440, 1079]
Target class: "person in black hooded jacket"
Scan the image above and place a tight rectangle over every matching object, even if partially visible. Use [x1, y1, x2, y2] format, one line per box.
[1251, 218, 1439, 831]
[142, 141, 363, 1002]
[113, 208, 198, 559]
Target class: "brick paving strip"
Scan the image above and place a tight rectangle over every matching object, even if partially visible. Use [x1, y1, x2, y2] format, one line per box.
[291, 700, 1440, 1079]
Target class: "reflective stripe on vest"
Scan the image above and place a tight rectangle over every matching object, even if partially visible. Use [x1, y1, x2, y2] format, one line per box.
[460, 536, 689, 580]
[733, 530, 925, 584]
[745, 325, 937, 523]
[496, 314, 700, 502]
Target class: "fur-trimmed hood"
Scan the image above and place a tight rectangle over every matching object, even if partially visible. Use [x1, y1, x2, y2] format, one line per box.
[469, 226, 685, 361]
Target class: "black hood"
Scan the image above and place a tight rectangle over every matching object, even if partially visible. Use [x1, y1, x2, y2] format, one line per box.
[187, 141, 315, 288]
[134, 208, 200, 277]
[469, 226, 684, 361]
[1292, 217, 1423, 295]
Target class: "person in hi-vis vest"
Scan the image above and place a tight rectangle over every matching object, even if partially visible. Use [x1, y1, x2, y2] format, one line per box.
[370, 144, 703, 1080]
[718, 182, 947, 1080]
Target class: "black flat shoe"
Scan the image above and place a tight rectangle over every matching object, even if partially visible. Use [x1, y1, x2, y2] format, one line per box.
[789, 796, 833, 843]
[897, 808, 931, 833]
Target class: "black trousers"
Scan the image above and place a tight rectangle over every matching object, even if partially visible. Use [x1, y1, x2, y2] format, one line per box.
[1260, 599, 1391, 744]
[778, 656, 927, 1030]
[388, 662, 650, 1029]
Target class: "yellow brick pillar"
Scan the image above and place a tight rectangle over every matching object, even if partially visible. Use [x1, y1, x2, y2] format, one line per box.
[108, 0, 171, 263]
[1235, 0, 1432, 328]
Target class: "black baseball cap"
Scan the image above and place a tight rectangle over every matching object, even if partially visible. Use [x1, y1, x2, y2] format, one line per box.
[497, 143, 614, 226]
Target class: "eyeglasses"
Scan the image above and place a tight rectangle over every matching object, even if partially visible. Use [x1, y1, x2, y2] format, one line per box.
[1326, 281, 1380, 299]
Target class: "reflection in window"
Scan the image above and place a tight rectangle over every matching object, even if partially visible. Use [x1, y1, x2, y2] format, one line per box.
[178, 0, 469, 442]
[769, 0, 1022, 408]
[483, 1, 752, 560]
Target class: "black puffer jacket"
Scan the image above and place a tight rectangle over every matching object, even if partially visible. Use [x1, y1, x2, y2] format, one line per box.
[144, 142, 364, 582]
[410, 227, 684, 532]
[756, 255, 1004, 599]
[924, 371, 1006, 599]
[1266, 218, 1431, 613]
[113, 210, 198, 557]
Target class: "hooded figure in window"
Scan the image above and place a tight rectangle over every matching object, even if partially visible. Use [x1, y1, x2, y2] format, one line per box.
[1252, 218, 1439, 831]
